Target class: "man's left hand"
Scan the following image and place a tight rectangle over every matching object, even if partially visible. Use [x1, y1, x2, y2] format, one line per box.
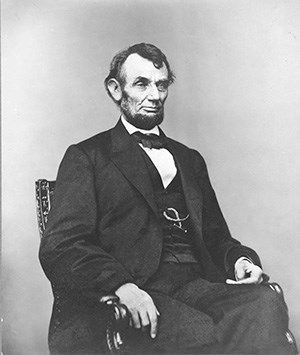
[226, 259, 263, 285]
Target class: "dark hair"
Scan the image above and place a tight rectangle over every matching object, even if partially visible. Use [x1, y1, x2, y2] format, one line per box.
[104, 43, 175, 99]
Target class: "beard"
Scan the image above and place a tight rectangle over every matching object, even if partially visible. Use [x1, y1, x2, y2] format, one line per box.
[120, 96, 164, 130]
[122, 110, 164, 130]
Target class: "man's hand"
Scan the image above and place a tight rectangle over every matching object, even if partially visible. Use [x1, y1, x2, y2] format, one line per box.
[115, 283, 159, 339]
[226, 259, 263, 285]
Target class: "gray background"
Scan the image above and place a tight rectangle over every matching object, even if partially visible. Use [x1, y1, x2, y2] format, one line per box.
[3, 0, 300, 353]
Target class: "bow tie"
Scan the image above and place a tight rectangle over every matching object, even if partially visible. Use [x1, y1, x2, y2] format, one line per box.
[132, 131, 167, 149]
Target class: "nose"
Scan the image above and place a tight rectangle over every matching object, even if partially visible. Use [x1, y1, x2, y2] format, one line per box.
[147, 84, 160, 101]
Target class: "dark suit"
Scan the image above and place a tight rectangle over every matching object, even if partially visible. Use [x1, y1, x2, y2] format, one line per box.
[39, 120, 290, 354]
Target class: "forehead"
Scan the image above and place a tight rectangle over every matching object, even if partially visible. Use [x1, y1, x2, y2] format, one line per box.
[121, 53, 168, 83]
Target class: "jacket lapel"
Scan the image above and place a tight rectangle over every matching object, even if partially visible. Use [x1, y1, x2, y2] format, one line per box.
[109, 120, 159, 217]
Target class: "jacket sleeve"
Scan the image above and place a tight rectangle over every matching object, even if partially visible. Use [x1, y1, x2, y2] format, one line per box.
[192, 150, 262, 279]
[39, 145, 134, 299]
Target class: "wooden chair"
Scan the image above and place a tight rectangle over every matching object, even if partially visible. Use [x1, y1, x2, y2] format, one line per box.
[35, 179, 130, 354]
[36, 179, 298, 354]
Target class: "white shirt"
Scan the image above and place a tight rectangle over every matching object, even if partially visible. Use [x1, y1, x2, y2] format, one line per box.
[121, 116, 177, 188]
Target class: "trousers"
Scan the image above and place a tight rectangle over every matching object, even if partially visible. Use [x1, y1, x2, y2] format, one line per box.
[125, 262, 293, 354]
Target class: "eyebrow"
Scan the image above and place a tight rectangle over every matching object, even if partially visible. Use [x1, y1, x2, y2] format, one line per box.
[156, 79, 169, 85]
[133, 76, 150, 84]
[133, 76, 169, 84]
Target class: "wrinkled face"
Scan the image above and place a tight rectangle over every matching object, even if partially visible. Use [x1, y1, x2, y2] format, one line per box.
[119, 54, 169, 130]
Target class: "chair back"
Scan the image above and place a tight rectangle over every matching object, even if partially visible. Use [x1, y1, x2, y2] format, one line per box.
[35, 179, 56, 238]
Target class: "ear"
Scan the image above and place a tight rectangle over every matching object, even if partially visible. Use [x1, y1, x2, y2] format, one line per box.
[107, 79, 122, 102]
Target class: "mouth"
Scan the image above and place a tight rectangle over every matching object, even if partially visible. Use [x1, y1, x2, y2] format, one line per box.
[142, 107, 160, 113]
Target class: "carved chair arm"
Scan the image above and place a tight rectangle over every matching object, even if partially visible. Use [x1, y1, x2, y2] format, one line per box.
[100, 295, 130, 353]
[266, 282, 298, 354]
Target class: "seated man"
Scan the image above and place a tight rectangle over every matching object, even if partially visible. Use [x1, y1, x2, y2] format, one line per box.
[39, 42, 296, 354]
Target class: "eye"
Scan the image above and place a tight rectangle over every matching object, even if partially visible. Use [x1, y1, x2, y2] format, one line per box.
[157, 82, 169, 92]
[135, 80, 148, 89]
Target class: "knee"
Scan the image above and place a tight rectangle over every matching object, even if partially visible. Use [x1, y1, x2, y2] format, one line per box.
[256, 284, 282, 307]
[258, 284, 285, 304]
[259, 283, 281, 300]
[255, 284, 289, 325]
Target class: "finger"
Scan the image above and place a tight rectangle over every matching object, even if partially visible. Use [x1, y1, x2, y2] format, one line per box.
[247, 267, 262, 283]
[230, 276, 259, 285]
[148, 310, 158, 339]
[226, 278, 238, 284]
[138, 309, 150, 331]
[131, 311, 141, 329]
[226, 277, 257, 285]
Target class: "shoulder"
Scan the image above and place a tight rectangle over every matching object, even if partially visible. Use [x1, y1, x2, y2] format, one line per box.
[167, 136, 207, 166]
[60, 127, 114, 169]
[76, 128, 113, 154]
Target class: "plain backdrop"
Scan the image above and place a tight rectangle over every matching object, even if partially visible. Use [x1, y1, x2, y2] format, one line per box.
[2, 0, 300, 353]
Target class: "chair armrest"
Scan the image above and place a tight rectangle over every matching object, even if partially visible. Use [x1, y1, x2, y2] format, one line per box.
[266, 282, 283, 296]
[264, 282, 298, 354]
[100, 295, 130, 353]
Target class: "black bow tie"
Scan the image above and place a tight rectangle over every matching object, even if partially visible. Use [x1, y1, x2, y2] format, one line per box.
[132, 131, 167, 149]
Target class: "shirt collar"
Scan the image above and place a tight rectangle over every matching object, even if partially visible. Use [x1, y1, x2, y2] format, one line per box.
[121, 115, 160, 136]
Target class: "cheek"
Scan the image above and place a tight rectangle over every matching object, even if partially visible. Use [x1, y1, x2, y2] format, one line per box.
[132, 95, 146, 107]
[161, 91, 168, 102]
[129, 97, 142, 110]
[122, 96, 138, 111]
[123, 88, 147, 108]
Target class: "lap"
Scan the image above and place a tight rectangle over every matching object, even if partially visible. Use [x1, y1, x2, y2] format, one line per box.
[49, 263, 292, 354]
[129, 282, 289, 354]
[173, 277, 288, 323]
[139, 263, 290, 354]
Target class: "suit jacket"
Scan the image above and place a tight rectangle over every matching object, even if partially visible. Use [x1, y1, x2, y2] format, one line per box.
[39, 119, 261, 352]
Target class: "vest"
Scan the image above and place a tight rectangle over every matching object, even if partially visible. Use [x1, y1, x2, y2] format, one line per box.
[140, 148, 199, 264]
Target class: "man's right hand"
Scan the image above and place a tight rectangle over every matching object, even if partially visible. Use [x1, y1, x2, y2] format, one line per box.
[115, 283, 159, 339]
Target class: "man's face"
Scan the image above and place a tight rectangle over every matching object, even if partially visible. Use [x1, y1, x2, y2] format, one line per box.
[119, 53, 169, 130]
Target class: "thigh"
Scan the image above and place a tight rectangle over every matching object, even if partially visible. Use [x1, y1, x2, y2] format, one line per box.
[174, 278, 288, 323]
[173, 280, 291, 354]
[173, 278, 256, 321]
[144, 266, 291, 354]
[126, 291, 217, 354]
